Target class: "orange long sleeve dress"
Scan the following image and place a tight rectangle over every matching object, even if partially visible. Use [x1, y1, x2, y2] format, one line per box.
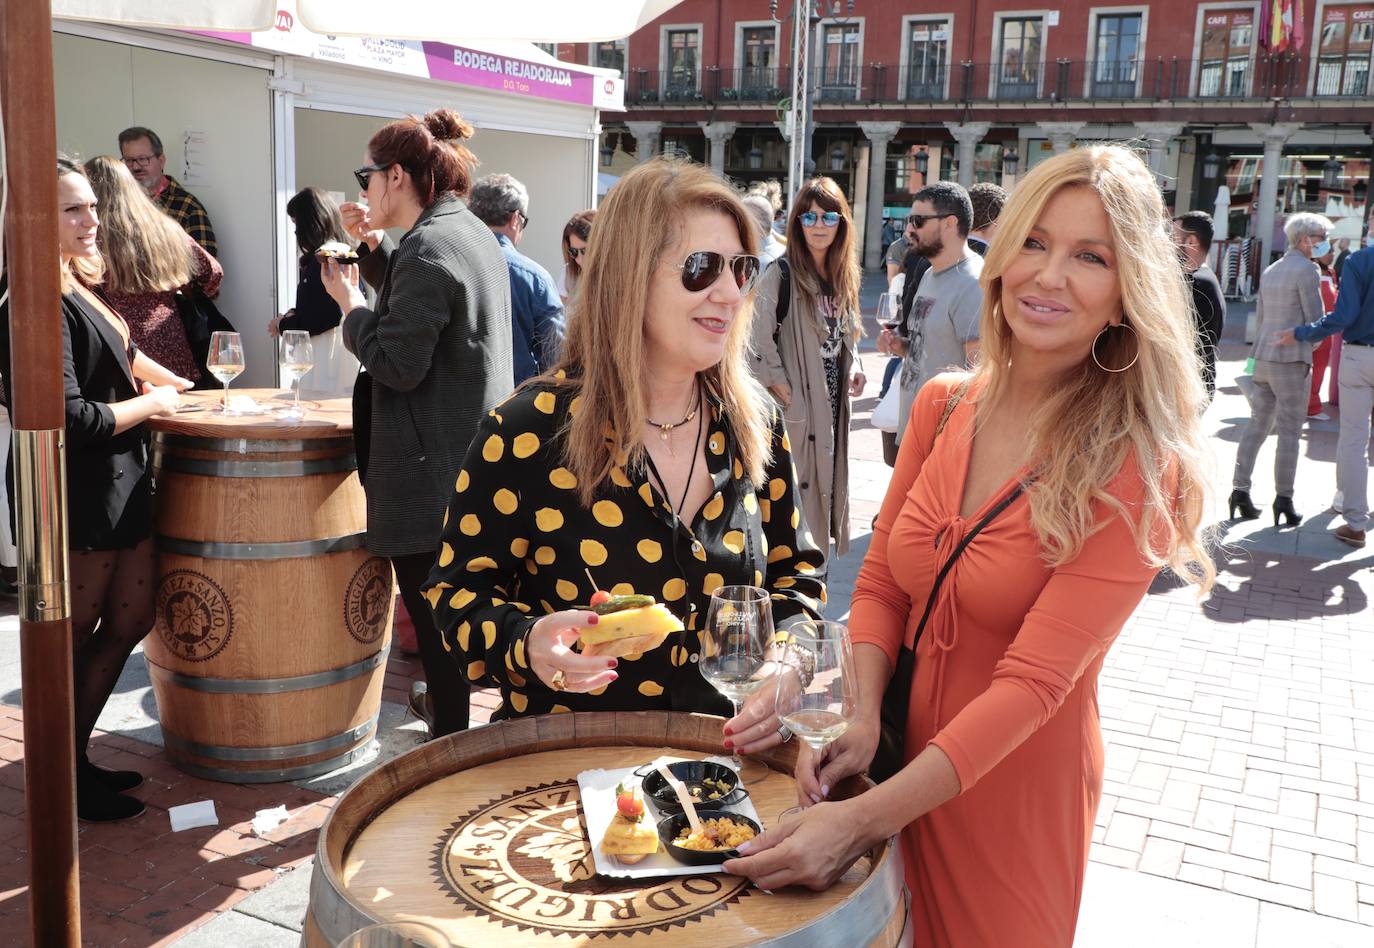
[850, 375, 1161, 948]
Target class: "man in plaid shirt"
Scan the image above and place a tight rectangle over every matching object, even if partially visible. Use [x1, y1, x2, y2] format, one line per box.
[118, 126, 218, 259]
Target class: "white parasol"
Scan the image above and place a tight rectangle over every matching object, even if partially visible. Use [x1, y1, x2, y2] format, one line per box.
[50, 0, 682, 42]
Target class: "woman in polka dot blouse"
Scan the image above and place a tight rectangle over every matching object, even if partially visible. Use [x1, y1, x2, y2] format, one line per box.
[423, 158, 826, 721]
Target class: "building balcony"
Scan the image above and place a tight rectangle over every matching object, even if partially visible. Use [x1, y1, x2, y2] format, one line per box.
[623, 55, 1369, 110]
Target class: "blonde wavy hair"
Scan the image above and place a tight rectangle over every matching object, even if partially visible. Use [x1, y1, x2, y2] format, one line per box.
[83, 155, 193, 295]
[785, 177, 862, 342]
[549, 157, 772, 505]
[974, 144, 1214, 590]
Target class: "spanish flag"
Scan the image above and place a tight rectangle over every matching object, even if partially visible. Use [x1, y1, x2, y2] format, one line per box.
[1262, 0, 1305, 52]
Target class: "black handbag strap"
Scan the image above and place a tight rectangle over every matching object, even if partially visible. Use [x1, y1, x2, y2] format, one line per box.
[909, 481, 1025, 650]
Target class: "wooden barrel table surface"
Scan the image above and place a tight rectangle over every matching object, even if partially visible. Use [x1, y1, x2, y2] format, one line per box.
[304, 711, 910, 947]
[145, 389, 394, 782]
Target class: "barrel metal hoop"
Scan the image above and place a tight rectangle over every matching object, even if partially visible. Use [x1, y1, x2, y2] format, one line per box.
[158, 532, 366, 560]
[165, 737, 378, 784]
[162, 715, 379, 764]
[155, 454, 357, 477]
[154, 432, 352, 455]
[156, 649, 387, 694]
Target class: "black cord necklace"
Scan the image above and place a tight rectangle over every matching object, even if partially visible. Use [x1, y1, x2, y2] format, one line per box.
[645, 379, 701, 451]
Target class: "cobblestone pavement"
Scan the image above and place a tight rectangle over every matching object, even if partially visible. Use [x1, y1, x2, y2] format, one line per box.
[0, 287, 1371, 945]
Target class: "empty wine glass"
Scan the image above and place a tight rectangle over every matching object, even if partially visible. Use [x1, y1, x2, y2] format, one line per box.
[700, 585, 774, 783]
[206, 331, 244, 415]
[775, 620, 859, 811]
[279, 329, 314, 421]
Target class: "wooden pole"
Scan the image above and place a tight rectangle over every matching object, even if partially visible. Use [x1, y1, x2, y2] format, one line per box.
[0, 0, 82, 942]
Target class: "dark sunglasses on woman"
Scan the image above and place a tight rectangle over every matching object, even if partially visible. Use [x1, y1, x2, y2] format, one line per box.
[800, 210, 841, 228]
[353, 163, 387, 192]
[675, 251, 761, 293]
[567, 247, 587, 258]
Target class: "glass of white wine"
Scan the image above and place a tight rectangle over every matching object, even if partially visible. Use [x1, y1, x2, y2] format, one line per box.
[206, 331, 245, 415]
[279, 329, 314, 421]
[775, 620, 859, 797]
[333, 920, 450, 948]
[700, 585, 774, 783]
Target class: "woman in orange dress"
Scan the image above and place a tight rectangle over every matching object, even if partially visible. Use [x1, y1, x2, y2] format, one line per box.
[725, 145, 1215, 946]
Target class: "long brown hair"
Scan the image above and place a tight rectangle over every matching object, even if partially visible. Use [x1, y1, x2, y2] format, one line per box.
[83, 155, 192, 294]
[561, 208, 597, 284]
[974, 144, 1214, 589]
[57, 155, 103, 292]
[550, 158, 771, 505]
[785, 177, 861, 339]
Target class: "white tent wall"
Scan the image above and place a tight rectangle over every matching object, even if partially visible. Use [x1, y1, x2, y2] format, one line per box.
[52, 31, 279, 385]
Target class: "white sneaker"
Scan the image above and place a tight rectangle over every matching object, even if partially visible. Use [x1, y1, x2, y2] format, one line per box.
[1308, 412, 1331, 421]
[1332, 490, 1344, 513]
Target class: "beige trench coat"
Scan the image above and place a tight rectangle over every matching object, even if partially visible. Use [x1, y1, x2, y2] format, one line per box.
[749, 261, 853, 556]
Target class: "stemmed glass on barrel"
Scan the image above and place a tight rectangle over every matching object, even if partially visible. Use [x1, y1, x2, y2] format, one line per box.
[206, 331, 244, 415]
[700, 585, 774, 782]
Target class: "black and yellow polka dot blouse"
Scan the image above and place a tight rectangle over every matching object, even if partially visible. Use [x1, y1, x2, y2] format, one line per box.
[421, 378, 827, 721]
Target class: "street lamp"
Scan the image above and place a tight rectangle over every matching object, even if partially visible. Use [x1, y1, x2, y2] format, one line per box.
[1322, 155, 1342, 190]
[748, 146, 764, 170]
[1202, 150, 1221, 181]
[1002, 148, 1019, 178]
[914, 148, 929, 176]
[599, 133, 616, 168]
[830, 143, 845, 171]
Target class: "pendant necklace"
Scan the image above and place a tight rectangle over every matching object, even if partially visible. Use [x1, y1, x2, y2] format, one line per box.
[645, 379, 700, 454]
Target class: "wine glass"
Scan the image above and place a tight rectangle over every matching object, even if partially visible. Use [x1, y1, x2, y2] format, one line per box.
[775, 620, 859, 814]
[700, 585, 774, 783]
[279, 330, 314, 421]
[206, 331, 245, 415]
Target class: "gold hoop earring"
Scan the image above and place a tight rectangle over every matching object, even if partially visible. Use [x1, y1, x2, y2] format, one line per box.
[1091, 322, 1139, 373]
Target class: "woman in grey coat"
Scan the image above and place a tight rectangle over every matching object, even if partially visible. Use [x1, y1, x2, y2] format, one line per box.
[323, 108, 513, 737]
[750, 177, 866, 557]
[1229, 212, 1330, 528]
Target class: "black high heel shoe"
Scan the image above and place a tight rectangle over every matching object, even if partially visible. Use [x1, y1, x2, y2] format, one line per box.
[1273, 496, 1303, 528]
[1228, 489, 1261, 520]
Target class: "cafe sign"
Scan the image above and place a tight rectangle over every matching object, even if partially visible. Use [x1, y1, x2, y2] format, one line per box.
[433, 780, 752, 937]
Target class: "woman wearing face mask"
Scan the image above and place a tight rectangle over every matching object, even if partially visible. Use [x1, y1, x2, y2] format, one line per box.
[0, 156, 191, 821]
[320, 108, 514, 739]
[725, 145, 1215, 948]
[1230, 212, 1333, 527]
[421, 158, 824, 718]
[749, 178, 866, 557]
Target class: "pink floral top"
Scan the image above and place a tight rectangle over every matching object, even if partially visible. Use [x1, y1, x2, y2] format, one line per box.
[102, 236, 223, 381]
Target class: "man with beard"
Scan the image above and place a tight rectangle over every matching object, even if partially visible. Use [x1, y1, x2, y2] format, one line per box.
[879, 182, 983, 445]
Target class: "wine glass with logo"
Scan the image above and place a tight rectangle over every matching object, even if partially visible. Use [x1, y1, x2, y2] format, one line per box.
[206, 331, 245, 415]
[700, 585, 774, 783]
[775, 620, 859, 813]
[279, 330, 314, 421]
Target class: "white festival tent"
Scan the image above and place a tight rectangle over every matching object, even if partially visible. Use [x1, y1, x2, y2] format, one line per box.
[1, 3, 683, 945]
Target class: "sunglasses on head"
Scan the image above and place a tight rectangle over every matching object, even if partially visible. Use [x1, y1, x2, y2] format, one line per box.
[674, 251, 761, 293]
[800, 210, 841, 228]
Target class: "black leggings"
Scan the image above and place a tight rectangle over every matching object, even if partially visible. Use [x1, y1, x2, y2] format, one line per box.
[391, 551, 470, 735]
[69, 538, 156, 763]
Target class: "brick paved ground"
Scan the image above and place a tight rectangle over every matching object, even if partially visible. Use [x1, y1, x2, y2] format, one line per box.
[0, 287, 1371, 945]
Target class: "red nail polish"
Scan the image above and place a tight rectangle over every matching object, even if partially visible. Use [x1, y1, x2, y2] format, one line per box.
[723, 739, 734, 750]
[587, 614, 599, 625]
[607, 660, 618, 669]
[722, 726, 733, 736]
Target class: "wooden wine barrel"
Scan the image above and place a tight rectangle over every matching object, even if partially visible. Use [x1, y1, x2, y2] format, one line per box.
[144, 390, 393, 783]
[303, 711, 911, 947]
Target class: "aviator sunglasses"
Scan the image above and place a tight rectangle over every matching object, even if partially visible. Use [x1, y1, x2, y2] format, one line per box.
[674, 250, 761, 293]
[800, 210, 841, 228]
